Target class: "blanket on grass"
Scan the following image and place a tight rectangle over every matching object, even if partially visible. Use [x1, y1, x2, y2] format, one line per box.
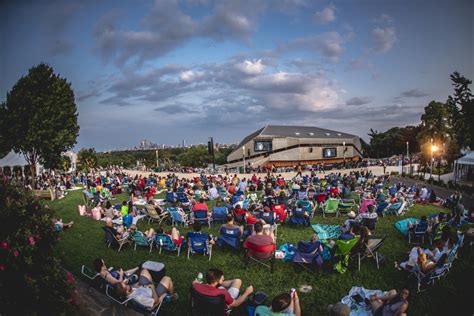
[394, 218, 418, 236]
[340, 286, 385, 316]
[311, 224, 341, 240]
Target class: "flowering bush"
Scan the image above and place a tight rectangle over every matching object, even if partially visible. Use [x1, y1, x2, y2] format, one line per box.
[0, 182, 78, 314]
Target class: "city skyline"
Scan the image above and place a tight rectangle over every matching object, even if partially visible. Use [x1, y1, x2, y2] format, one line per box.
[1, 0, 473, 151]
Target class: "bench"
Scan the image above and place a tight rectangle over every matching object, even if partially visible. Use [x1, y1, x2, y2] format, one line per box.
[33, 189, 55, 200]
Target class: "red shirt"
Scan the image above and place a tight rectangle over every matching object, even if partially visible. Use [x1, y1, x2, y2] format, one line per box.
[193, 202, 209, 211]
[245, 213, 259, 225]
[192, 283, 234, 306]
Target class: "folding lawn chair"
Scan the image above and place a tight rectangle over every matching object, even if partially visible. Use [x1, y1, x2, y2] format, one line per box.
[130, 231, 154, 252]
[211, 206, 228, 224]
[271, 204, 288, 222]
[322, 198, 340, 217]
[155, 233, 181, 256]
[187, 231, 212, 261]
[193, 209, 211, 228]
[292, 240, 324, 274]
[102, 227, 130, 252]
[355, 235, 386, 271]
[105, 284, 163, 316]
[288, 209, 310, 226]
[244, 241, 276, 273]
[168, 207, 189, 227]
[315, 193, 327, 209]
[257, 210, 279, 239]
[299, 200, 315, 218]
[408, 221, 428, 244]
[410, 263, 450, 292]
[165, 191, 177, 203]
[359, 199, 376, 214]
[144, 205, 168, 225]
[190, 286, 230, 316]
[333, 237, 359, 274]
[338, 199, 356, 215]
[216, 227, 241, 250]
[83, 190, 95, 208]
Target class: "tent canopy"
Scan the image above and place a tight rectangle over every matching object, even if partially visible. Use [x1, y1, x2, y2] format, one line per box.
[456, 151, 474, 166]
[0, 151, 30, 167]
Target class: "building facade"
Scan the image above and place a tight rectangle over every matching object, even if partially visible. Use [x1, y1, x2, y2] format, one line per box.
[227, 125, 363, 167]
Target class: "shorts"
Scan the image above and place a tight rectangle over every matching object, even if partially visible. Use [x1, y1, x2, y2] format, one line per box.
[156, 282, 169, 297]
[138, 275, 152, 286]
[219, 286, 239, 299]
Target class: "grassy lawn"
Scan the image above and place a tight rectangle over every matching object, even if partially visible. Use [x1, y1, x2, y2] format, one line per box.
[48, 191, 473, 315]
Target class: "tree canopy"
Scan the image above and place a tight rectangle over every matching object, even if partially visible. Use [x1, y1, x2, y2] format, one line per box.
[1, 63, 79, 178]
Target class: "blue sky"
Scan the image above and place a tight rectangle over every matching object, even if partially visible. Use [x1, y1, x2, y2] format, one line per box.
[1, 0, 473, 151]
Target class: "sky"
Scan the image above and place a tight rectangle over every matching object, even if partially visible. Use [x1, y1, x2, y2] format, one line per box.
[1, 0, 473, 151]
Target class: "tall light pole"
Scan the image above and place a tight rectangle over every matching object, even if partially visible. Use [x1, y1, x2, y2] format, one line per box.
[242, 145, 245, 174]
[155, 149, 159, 169]
[430, 140, 438, 180]
[342, 141, 346, 168]
[406, 141, 410, 175]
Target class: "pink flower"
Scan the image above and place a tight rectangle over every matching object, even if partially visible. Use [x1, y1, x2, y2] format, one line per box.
[28, 236, 36, 247]
[69, 297, 74, 303]
[73, 289, 79, 296]
[66, 271, 75, 284]
[1, 242, 7, 249]
[0, 265, 5, 271]
[13, 250, 19, 258]
[75, 300, 81, 306]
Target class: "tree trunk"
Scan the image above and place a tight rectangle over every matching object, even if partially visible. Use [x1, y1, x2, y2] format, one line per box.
[30, 162, 36, 189]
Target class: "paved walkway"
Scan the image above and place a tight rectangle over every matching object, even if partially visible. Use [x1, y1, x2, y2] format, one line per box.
[392, 176, 474, 209]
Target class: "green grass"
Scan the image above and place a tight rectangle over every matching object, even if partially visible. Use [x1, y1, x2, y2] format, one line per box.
[49, 191, 473, 315]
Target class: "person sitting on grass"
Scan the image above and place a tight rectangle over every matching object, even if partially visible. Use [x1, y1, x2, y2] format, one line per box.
[254, 290, 301, 316]
[53, 218, 73, 231]
[114, 268, 177, 308]
[93, 258, 139, 285]
[192, 268, 253, 309]
[369, 288, 409, 316]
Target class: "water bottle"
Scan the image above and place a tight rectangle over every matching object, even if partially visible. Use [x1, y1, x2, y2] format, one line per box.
[197, 272, 204, 283]
[165, 294, 171, 302]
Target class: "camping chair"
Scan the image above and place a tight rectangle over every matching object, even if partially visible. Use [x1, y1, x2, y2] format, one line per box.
[333, 237, 359, 274]
[349, 191, 361, 205]
[144, 205, 168, 225]
[211, 206, 228, 224]
[122, 214, 133, 228]
[387, 201, 408, 216]
[187, 232, 212, 261]
[244, 241, 276, 273]
[165, 191, 177, 204]
[322, 198, 340, 217]
[359, 199, 376, 214]
[190, 286, 230, 316]
[102, 227, 130, 252]
[177, 192, 190, 205]
[193, 209, 211, 228]
[168, 207, 189, 227]
[338, 199, 356, 215]
[216, 227, 241, 250]
[315, 193, 327, 209]
[361, 217, 377, 232]
[299, 200, 315, 218]
[81, 265, 108, 290]
[83, 190, 95, 208]
[232, 208, 246, 224]
[155, 233, 181, 256]
[408, 222, 428, 244]
[292, 240, 324, 274]
[354, 235, 387, 271]
[130, 231, 154, 253]
[105, 284, 163, 316]
[271, 204, 288, 222]
[376, 201, 389, 217]
[410, 263, 450, 292]
[257, 210, 279, 239]
[288, 208, 310, 227]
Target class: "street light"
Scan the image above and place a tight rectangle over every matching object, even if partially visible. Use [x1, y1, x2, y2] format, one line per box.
[242, 145, 245, 174]
[430, 142, 438, 180]
[406, 141, 410, 175]
[155, 149, 159, 168]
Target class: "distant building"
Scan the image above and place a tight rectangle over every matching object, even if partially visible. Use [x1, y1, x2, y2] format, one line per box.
[226, 125, 363, 167]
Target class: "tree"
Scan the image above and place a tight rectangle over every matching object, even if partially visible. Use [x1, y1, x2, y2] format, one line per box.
[447, 71, 474, 150]
[417, 101, 452, 145]
[1, 64, 79, 187]
[77, 148, 98, 171]
[0, 182, 78, 314]
[61, 156, 71, 173]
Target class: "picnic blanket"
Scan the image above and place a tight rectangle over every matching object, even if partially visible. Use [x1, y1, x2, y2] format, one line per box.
[311, 224, 341, 240]
[340, 286, 385, 316]
[394, 218, 418, 236]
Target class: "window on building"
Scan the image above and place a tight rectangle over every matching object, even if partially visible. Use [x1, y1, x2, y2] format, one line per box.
[254, 140, 272, 152]
[323, 148, 337, 158]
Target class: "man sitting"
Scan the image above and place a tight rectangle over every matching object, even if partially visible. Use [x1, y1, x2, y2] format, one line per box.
[255, 290, 301, 316]
[244, 222, 275, 257]
[114, 268, 177, 308]
[186, 221, 215, 246]
[192, 268, 253, 309]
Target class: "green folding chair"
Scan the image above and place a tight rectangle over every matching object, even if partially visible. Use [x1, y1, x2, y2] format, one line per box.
[131, 231, 154, 252]
[323, 198, 340, 217]
[333, 237, 359, 274]
[338, 199, 356, 214]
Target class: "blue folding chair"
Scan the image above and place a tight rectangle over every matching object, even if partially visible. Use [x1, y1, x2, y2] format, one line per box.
[187, 232, 212, 260]
[155, 234, 181, 256]
[211, 207, 228, 223]
[193, 209, 211, 228]
[217, 227, 241, 249]
[165, 191, 177, 203]
[168, 207, 189, 227]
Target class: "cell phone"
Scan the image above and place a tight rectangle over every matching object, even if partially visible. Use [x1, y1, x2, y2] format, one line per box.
[351, 294, 363, 303]
[290, 288, 296, 296]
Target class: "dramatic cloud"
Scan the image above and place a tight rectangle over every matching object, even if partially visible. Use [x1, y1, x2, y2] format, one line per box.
[400, 89, 429, 98]
[372, 27, 397, 53]
[314, 4, 336, 24]
[287, 32, 345, 62]
[235, 59, 265, 75]
[346, 96, 373, 106]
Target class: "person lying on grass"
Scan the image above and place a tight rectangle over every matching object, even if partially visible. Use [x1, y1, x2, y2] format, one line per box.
[53, 218, 73, 231]
[255, 290, 301, 316]
[93, 258, 139, 285]
[192, 268, 253, 308]
[114, 269, 177, 308]
[370, 288, 409, 316]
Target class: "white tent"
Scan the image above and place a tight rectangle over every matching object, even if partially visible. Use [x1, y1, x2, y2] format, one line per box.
[0, 151, 42, 175]
[453, 151, 474, 183]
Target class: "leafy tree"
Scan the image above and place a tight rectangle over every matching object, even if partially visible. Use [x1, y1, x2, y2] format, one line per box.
[77, 148, 98, 171]
[61, 156, 71, 173]
[0, 181, 78, 314]
[1, 64, 79, 187]
[417, 101, 452, 144]
[447, 71, 474, 150]
[178, 145, 211, 168]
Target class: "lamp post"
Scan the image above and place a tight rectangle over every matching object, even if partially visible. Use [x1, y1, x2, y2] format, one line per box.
[430, 139, 438, 180]
[406, 141, 409, 175]
[342, 141, 346, 168]
[155, 149, 159, 169]
[242, 146, 245, 174]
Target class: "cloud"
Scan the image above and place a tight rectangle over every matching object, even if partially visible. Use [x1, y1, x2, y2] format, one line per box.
[286, 32, 345, 62]
[372, 14, 394, 24]
[400, 89, 429, 98]
[155, 102, 200, 114]
[314, 4, 336, 24]
[346, 96, 373, 106]
[235, 59, 265, 75]
[372, 27, 397, 53]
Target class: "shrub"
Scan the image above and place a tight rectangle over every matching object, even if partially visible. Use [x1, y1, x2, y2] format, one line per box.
[0, 181, 78, 314]
[390, 171, 399, 175]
